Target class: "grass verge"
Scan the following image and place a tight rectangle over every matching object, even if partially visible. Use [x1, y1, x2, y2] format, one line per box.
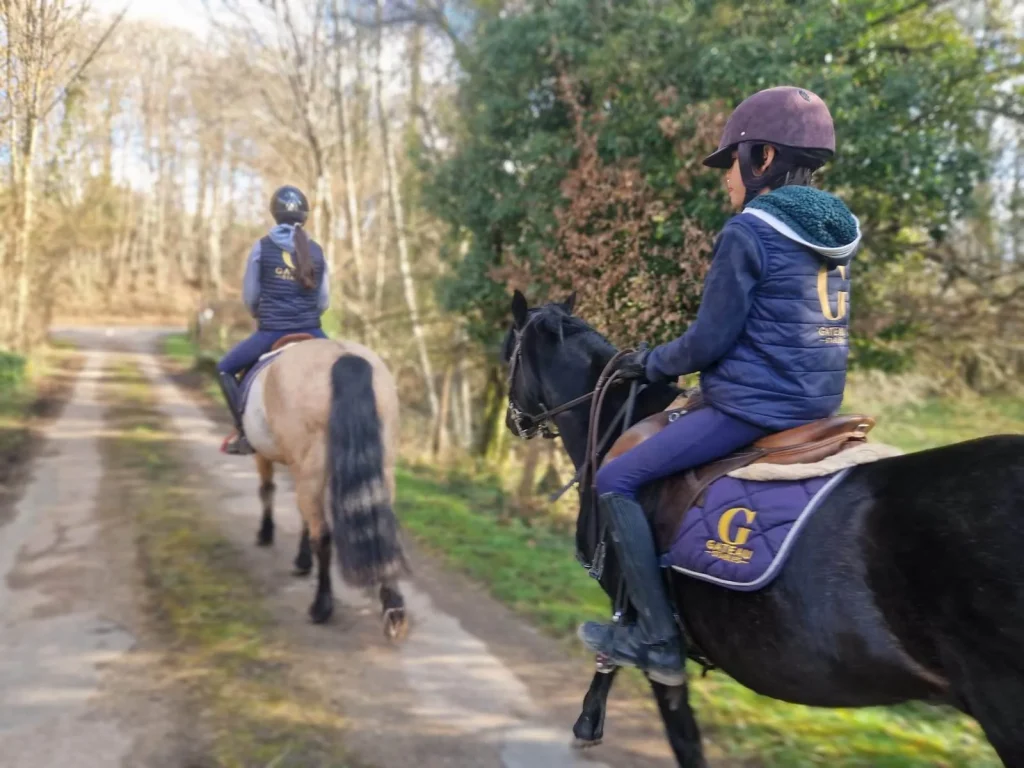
[0, 344, 83, 495]
[106, 361, 355, 768]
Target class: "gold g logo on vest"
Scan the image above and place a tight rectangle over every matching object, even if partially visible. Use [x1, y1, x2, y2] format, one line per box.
[817, 264, 848, 344]
[275, 251, 297, 281]
[705, 507, 757, 564]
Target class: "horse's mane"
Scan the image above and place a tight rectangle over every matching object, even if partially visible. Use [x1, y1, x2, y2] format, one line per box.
[528, 304, 617, 359]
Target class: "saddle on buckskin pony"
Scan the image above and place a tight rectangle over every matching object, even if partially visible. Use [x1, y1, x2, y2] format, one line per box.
[605, 394, 875, 589]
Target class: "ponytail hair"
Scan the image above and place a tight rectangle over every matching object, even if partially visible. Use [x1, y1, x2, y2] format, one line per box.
[292, 224, 317, 291]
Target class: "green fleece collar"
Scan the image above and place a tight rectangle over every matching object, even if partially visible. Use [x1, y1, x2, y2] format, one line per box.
[744, 186, 860, 265]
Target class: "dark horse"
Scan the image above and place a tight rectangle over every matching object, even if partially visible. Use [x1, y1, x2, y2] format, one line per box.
[503, 293, 1024, 767]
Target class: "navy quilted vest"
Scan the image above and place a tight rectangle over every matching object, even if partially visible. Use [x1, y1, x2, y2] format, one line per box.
[700, 214, 851, 431]
[257, 236, 325, 331]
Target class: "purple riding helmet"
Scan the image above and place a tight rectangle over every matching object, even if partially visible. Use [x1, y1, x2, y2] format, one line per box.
[704, 86, 836, 201]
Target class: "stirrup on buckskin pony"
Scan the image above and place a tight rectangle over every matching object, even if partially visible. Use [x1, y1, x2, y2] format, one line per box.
[221, 431, 254, 455]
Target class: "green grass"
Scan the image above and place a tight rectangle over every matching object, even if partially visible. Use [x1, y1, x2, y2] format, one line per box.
[0, 345, 77, 467]
[107, 362, 356, 768]
[163, 333, 197, 362]
[397, 451, 1003, 767]
[850, 396, 1024, 453]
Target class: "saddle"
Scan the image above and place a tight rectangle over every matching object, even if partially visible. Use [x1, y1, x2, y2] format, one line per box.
[605, 394, 875, 552]
[270, 332, 316, 351]
[236, 333, 317, 380]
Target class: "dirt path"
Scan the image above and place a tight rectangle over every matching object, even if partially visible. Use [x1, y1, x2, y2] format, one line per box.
[0, 343, 184, 768]
[1, 327, 676, 768]
[131, 328, 677, 768]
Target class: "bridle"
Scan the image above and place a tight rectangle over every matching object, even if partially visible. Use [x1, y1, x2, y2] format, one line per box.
[505, 313, 600, 440]
[505, 312, 650, 501]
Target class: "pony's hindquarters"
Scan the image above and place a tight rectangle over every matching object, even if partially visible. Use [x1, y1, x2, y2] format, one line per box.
[328, 354, 409, 589]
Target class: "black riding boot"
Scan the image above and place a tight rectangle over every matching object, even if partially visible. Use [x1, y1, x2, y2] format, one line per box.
[578, 493, 685, 686]
[217, 372, 255, 456]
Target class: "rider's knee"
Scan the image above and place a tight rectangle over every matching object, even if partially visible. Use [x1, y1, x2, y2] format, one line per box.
[595, 460, 638, 499]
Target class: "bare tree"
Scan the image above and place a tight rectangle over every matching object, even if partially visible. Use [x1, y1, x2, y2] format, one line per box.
[373, 0, 439, 418]
[0, 0, 125, 348]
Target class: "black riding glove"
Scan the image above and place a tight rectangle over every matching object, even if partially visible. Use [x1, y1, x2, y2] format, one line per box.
[614, 347, 651, 381]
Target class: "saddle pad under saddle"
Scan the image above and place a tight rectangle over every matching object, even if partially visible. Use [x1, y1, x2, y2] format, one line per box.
[660, 468, 851, 591]
[239, 348, 288, 415]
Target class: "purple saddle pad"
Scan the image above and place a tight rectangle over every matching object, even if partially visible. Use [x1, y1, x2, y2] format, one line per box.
[659, 468, 850, 591]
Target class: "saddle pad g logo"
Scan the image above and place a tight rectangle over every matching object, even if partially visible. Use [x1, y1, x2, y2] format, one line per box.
[705, 507, 757, 565]
[718, 507, 756, 546]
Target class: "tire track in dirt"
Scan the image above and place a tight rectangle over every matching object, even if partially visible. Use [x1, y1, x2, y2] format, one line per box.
[0, 343, 186, 768]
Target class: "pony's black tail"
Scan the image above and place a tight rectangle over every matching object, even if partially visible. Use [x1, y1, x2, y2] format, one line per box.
[328, 354, 408, 588]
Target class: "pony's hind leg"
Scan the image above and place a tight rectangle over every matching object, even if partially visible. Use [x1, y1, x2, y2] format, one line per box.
[380, 580, 408, 642]
[293, 523, 313, 577]
[256, 455, 275, 547]
[294, 471, 333, 624]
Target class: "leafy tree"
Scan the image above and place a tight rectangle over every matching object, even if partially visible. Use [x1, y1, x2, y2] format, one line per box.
[425, 0, 1024, 361]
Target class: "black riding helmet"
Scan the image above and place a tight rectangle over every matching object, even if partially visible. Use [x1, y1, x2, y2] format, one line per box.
[270, 185, 310, 225]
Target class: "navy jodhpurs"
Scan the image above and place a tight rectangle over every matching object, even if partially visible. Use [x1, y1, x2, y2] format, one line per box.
[217, 328, 327, 377]
[595, 406, 768, 499]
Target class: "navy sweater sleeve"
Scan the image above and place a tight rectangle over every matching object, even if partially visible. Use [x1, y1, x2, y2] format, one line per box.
[646, 223, 763, 381]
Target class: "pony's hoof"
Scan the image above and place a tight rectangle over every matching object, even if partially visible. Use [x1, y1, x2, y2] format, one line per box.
[256, 526, 274, 547]
[309, 595, 334, 624]
[292, 564, 312, 578]
[383, 607, 408, 642]
[572, 715, 603, 748]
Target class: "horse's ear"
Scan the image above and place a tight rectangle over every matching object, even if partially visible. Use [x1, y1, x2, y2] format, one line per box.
[561, 292, 577, 315]
[511, 289, 529, 329]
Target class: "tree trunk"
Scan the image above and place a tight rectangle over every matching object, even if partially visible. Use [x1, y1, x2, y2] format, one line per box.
[332, 1, 367, 340]
[456, 327, 474, 450]
[432, 363, 454, 456]
[207, 157, 224, 300]
[478, 365, 509, 465]
[516, 440, 542, 514]
[12, 120, 38, 350]
[371, 162, 389, 348]
[374, 0, 439, 418]
[314, 168, 335, 274]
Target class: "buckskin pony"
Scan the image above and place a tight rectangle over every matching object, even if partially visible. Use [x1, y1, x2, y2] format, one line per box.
[503, 295, 1024, 767]
[235, 334, 409, 639]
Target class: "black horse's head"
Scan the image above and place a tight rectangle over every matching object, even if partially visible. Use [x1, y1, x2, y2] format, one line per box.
[501, 289, 616, 445]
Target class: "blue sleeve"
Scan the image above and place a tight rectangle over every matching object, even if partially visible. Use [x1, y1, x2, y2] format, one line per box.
[318, 260, 331, 312]
[646, 223, 763, 381]
[241, 242, 261, 318]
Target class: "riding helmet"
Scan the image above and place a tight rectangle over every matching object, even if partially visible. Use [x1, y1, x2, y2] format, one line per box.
[270, 185, 310, 225]
[703, 86, 836, 169]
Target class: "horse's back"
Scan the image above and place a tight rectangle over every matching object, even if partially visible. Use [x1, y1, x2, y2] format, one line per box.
[261, 339, 399, 467]
[862, 435, 1024, 683]
[678, 434, 1024, 706]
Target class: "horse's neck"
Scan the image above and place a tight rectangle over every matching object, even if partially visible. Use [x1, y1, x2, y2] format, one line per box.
[555, 377, 679, 471]
[548, 353, 613, 470]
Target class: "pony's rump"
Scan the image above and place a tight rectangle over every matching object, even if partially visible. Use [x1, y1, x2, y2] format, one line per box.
[328, 354, 408, 587]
